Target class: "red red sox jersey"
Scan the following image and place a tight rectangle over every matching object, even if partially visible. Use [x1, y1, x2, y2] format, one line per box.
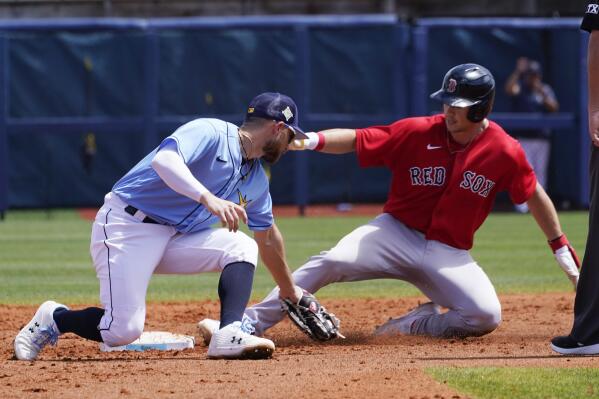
[355, 114, 537, 250]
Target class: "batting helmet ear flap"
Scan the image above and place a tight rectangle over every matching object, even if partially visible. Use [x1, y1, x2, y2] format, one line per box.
[467, 89, 495, 123]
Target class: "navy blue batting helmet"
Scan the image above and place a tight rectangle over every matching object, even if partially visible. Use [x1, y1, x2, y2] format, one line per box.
[430, 63, 495, 123]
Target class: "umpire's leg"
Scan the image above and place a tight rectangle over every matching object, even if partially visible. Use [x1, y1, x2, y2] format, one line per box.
[572, 145, 599, 344]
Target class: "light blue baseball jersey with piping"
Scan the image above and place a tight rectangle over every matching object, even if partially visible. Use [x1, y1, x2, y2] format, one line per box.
[112, 118, 273, 233]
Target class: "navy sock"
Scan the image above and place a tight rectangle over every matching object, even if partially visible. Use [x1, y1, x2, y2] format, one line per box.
[218, 261, 255, 328]
[53, 307, 105, 342]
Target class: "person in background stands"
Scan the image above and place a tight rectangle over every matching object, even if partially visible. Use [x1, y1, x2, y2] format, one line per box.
[505, 57, 559, 213]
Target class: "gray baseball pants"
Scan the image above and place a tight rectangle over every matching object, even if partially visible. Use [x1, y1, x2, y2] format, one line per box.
[245, 213, 501, 338]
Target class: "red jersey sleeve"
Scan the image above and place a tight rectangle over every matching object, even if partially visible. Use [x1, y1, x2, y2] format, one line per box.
[356, 120, 410, 168]
[508, 142, 537, 204]
[356, 126, 393, 168]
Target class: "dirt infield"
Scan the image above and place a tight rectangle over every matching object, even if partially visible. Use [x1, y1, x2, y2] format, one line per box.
[1, 293, 596, 399]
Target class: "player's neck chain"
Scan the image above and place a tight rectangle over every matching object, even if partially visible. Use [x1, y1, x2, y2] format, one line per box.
[237, 130, 255, 180]
[238, 130, 251, 161]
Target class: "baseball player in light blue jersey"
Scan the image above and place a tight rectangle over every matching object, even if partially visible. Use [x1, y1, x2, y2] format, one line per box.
[14, 92, 308, 360]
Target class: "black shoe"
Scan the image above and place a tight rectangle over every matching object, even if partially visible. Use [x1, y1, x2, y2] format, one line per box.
[551, 335, 599, 355]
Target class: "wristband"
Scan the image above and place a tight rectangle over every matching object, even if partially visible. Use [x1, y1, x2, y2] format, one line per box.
[314, 132, 326, 151]
[302, 132, 325, 151]
[548, 234, 568, 252]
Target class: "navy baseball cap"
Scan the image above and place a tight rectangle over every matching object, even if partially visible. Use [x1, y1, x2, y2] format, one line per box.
[245, 92, 308, 139]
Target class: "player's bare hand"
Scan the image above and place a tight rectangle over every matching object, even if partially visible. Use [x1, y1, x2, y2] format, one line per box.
[279, 285, 303, 304]
[288, 132, 318, 151]
[589, 110, 599, 147]
[288, 138, 307, 151]
[200, 192, 248, 232]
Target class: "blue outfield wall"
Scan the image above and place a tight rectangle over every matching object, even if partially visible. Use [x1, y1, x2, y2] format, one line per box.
[0, 16, 590, 212]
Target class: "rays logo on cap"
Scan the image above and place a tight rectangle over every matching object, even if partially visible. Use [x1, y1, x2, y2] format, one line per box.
[282, 106, 293, 122]
[447, 78, 457, 93]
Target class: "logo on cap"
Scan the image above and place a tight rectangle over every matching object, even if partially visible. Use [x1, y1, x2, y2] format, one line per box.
[282, 106, 293, 122]
[247, 107, 255, 114]
[447, 79, 457, 93]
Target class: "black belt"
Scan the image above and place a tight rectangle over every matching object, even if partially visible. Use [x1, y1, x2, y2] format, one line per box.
[124, 205, 159, 224]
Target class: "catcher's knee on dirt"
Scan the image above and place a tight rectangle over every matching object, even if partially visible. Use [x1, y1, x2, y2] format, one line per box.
[100, 308, 145, 347]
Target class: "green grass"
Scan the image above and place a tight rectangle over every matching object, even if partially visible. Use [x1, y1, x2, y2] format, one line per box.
[0, 209, 589, 304]
[426, 367, 599, 399]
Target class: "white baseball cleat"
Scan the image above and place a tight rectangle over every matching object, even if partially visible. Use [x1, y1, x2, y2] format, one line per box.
[197, 319, 220, 345]
[207, 321, 274, 360]
[374, 302, 441, 336]
[198, 314, 257, 345]
[14, 301, 68, 361]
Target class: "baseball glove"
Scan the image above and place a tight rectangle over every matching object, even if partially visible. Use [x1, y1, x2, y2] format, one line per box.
[281, 290, 345, 341]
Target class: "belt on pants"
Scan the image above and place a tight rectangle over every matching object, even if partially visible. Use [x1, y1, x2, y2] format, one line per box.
[124, 205, 160, 224]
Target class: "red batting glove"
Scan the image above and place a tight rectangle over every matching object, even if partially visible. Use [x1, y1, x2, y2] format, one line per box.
[548, 234, 581, 290]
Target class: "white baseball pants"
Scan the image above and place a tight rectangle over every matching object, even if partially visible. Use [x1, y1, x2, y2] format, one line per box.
[245, 213, 501, 338]
[91, 192, 258, 346]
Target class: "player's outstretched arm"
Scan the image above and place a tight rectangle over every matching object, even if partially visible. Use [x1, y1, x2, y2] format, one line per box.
[289, 129, 356, 154]
[253, 224, 302, 303]
[527, 182, 581, 289]
[253, 224, 344, 341]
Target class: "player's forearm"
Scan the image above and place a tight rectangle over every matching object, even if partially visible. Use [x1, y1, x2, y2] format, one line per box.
[254, 224, 296, 298]
[151, 149, 208, 202]
[297, 129, 356, 154]
[318, 129, 357, 153]
[526, 183, 563, 241]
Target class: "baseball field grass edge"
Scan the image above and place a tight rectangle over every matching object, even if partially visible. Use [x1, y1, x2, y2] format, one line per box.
[425, 366, 599, 399]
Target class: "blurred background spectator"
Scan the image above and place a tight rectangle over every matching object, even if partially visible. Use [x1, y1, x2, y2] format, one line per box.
[505, 57, 559, 213]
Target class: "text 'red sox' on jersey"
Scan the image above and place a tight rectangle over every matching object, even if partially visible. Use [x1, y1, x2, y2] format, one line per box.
[356, 114, 537, 250]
